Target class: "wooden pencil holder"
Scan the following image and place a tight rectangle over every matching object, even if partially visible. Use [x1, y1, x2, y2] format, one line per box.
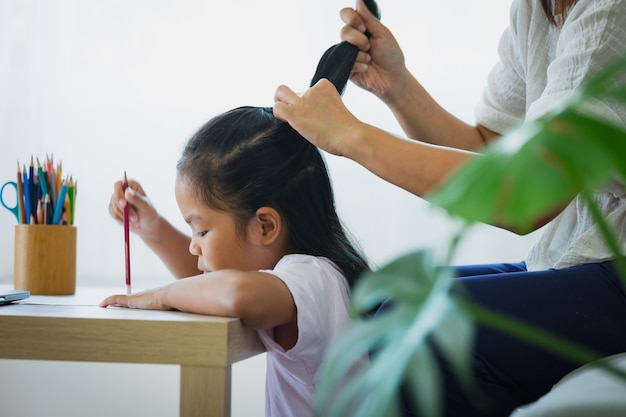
[13, 224, 77, 295]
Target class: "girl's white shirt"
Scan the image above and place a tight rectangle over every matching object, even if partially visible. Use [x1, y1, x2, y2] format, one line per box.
[258, 254, 351, 417]
[474, 0, 626, 270]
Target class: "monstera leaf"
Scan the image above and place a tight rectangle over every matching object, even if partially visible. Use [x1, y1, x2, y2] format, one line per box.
[315, 249, 476, 417]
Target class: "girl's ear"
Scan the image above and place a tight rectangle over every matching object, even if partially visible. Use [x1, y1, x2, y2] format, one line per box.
[254, 206, 283, 246]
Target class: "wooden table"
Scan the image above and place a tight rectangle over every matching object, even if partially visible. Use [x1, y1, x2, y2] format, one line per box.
[0, 288, 265, 417]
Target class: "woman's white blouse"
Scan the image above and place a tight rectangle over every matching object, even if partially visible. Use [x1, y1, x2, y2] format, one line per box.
[474, 0, 626, 270]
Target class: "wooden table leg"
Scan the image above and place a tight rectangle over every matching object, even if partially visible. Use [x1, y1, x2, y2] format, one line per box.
[180, 365, 232, 417]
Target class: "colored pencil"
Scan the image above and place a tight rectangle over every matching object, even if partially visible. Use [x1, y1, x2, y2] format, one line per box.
[63, 192, 70, 225]
[32, 174, 39, 224]
[123, 172, 131, 294]
[22, 165, 31, 225]
[36, 158, 49, 199]
[56, 161, 62, 199]
[12, 155, 76, 226]
[29, 157, 36, 223]
[43, 194, 51, 225]
[52, 181, 67, 225]
[16, 162, 26, 224]
[36, 199, 43, 225]
[48, 155, 57, 209]
[68, 177, 75, 225]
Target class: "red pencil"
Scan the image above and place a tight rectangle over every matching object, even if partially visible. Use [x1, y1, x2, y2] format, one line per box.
[123, 172, 131, 294]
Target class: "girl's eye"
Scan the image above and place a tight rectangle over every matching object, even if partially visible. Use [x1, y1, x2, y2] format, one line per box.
[196, 231, 208, 237]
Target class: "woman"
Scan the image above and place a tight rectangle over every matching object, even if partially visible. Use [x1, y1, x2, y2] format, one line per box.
[273, 0, 626, 415]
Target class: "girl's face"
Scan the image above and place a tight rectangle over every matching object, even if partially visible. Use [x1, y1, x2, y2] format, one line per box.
[175, 176, 267, 273]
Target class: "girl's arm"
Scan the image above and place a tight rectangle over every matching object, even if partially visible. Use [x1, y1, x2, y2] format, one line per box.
[109, 179, 199, 278]
[100, 270, 296, 331]
[137, 215, 200, 279]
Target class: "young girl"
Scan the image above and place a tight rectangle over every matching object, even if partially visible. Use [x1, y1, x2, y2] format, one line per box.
[100, 105, 369, 416]
[101, 1, 383, 412]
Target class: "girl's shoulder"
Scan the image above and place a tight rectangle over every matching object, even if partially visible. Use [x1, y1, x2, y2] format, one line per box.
[269, 253, 349, 297]
[275, 253, 340, 271]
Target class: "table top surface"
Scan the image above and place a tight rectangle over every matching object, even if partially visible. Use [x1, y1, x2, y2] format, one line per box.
[0, 286, 235, 321]
[0, 285, 265, 366]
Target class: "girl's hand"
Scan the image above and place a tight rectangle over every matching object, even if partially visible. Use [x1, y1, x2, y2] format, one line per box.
[273, 79, 364, 158]
[339, 0, 410, 104]
[108, 179, 160, 242]
[99, 287, 170, 310]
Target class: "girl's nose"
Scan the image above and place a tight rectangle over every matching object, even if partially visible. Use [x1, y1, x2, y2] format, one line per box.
[189, 238, 200, 256]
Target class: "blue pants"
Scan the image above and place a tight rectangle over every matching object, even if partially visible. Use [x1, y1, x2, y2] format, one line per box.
[393, 260, 626, 417]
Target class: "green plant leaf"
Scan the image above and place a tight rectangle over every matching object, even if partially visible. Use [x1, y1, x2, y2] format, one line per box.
[561, 109, 626, 180]
[315, 309, 410, 416]
[403, 346, 442, 417]
[316, 249, 476, 417]
[430, 296, 478, 399]
[575, 57, 626, 101]
[350, 250, 439, 315]
[430, 57, 626, 232]
[429, 120, 572, 232]
[430, 106, 626, 233]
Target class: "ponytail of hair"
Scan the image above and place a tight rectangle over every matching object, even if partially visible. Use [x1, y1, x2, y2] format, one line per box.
[310, 0, 381, 95]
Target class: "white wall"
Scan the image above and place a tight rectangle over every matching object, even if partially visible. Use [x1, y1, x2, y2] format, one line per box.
[0, 0, 534, 415]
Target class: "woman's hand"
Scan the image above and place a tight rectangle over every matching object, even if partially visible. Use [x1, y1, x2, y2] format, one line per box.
[273, 79, 364, 158]
[108, 179, 160, 242]
[339, 0, 410, 104]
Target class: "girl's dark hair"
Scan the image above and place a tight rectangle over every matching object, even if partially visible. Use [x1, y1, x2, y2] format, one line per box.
[311, 0, 381, 95]
[176, 0, 381, 286]
[177, 108, 368, 286]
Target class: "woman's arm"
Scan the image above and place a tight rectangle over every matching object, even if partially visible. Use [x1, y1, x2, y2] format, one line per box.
[274, 79, 476, 197]
[273, 81, 560, 233]
[346, 121, 476, 197]
[383, 69, 500, 149]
